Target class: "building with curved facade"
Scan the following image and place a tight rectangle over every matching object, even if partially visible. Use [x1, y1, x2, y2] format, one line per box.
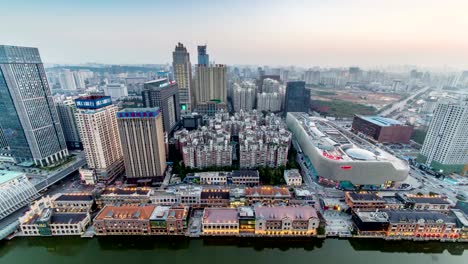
[286, 113, 409, 186]
[0, 171, 39, 220]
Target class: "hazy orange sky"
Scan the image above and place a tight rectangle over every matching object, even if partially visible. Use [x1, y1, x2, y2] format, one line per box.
[1, 0, 467, 68]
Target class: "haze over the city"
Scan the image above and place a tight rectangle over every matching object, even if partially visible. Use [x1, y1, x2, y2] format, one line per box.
[1, 0, 468, 68]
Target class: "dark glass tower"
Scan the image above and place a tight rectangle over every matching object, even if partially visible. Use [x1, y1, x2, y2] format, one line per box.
[0, 45, 68, 165]
[142, 78, 180, 133]
[284, 81, 310, 114]
[197, 45, 209, 66]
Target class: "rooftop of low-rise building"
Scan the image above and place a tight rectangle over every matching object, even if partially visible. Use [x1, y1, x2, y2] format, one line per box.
[347, 192, 385, 202]
[398, 193, 450, 205]
[284, 169, 302, 179]
[95, 205, 156, 221]
[385, 210, 456, 224]
[238, 206, 255, 218]
[149, 206, 170, 220]
[101, 188, 152, 196]
[55, 193, 94, 202]
[201, 189, 230, 199]
[451, 209, 468, 227]
[203, 208, 238, 224]
[354, 211, 389, 223]
[356, 115, 403, 127]
[254, 205, 318, 220]
[231, 170, 259, 178]
[245, 186, 291, 197]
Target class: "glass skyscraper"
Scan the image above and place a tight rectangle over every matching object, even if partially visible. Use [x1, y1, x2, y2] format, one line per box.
[197, 45, 209, 66]
[284, 81, 310, 114]
[0, 45, 68, 165]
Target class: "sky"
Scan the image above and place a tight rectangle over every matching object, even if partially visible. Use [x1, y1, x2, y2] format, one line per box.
[1, 0, 468, 68]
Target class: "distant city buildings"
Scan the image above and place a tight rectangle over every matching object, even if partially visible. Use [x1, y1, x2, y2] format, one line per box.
[75, 95, 124, 184]
[0, 45, 69, 165]
[172, 43, 193, 111]
[103, 83, 128, 100]
[352, 115, 413, 144]
[56, 98, 82, 149]
[117, 108, 167, 180]
[142, 78, 180, 133]
[418, 101, 468, 175]
[284, 81, 310, 114]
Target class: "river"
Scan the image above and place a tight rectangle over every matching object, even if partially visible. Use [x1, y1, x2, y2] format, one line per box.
[0, 237, 467, 264]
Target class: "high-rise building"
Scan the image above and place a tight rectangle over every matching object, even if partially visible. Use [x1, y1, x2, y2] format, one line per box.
[117, 108, 167, 180]
[418, 102, 468, 175]
[73, 71, 86, 89]
[172, 43, 192, 112]
[142, 78, 180, 133]
[284, 81, 310, 114]
[197, 45, 209, 65]
[0, 45, 68, 165]
[75, 96, 124, 184]
[56, 99, 82, 149]
[233, 83, 255, 112]
[59, 69, 77, 90]
[262, 78, 280, 93]
[194, 64, 227, 106]
[256, 92, 281, 112]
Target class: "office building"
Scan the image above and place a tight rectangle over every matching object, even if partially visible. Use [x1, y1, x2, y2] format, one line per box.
[75, 95, 124, 184]
[172, 43, 192, 112]
[194, 64, 227, 106]
[56, 99, 82, 149]
[352, 115, 413, 144]
[0, 171, 39, 220]
[117, 108, 167, 180]
[197, 45, 209, 65]
[142, 78, 180, 133]
[284, 81, 310, 113]
[0, 45, 69, 165]
[418, 102, 468, 175]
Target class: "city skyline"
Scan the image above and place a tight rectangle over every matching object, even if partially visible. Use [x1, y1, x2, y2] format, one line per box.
[1, 0, 468, 68]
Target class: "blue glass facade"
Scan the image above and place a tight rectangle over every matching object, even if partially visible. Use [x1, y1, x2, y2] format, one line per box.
[284, 81, 310, 113]
[0, 68, 32, 160]
[197, 45, 209, 65]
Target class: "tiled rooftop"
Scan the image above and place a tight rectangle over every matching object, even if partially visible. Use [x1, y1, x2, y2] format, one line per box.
[55, 193, 94, 202]
[254, 205, 318, 220]
[245, 186, 291, 197]
[95, 205, 156, 220]
[203, 208, 238, 223]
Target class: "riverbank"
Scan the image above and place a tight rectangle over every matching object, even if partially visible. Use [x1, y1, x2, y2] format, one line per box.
[1, 236, 467, 264]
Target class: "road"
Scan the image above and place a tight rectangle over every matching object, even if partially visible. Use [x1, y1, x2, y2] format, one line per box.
[408, 166, 467, 203]
[379, 86, 431, 117]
